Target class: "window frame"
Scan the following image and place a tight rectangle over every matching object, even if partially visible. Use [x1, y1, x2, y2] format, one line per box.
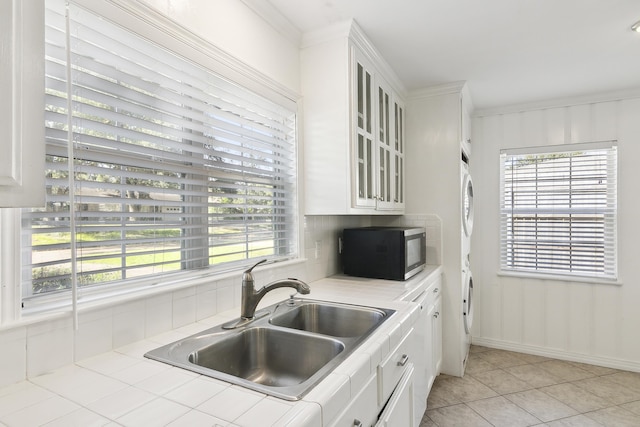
[11, 0, 302, 317]
[499, 141, 618, 283]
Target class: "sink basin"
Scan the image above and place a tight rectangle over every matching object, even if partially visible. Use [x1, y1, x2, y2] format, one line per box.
[270, 301, 388, 337]
[188, 327, 344, 387]
[145, 299, 395, 400]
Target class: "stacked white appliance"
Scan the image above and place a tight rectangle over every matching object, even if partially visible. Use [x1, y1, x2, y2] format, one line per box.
[405, 82, 474, 377]
[461, 140, 474, 355]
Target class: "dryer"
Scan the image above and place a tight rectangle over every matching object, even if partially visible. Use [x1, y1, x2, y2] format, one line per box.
[460, 144, 474, 369]
[461, 153, 473, 266]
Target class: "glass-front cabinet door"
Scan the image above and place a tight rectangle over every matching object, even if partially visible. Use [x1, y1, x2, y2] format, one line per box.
[351, 45, 405, 212]
[353, 50, 376, 208]
[393, 98, 405, 209]
[376, 79, 394, 209]
[375, 78, 404, 211]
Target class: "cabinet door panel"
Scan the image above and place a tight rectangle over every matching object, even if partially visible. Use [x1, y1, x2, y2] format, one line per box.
[433, 296, 443, 376]
[353, 52, 377, 209]
[375, 79, 395, 210]
[376, 364, 415, 427]
[0, 0, 45, 207]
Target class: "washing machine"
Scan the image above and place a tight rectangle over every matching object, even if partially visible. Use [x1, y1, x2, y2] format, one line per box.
[461, 144, 474, 366]
[462, 267, 474, 334]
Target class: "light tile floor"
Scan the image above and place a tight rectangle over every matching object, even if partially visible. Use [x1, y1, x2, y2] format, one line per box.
[420, 345, 640, 427]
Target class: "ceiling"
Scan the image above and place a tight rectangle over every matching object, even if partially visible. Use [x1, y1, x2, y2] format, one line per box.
[265, 0, 640, 110]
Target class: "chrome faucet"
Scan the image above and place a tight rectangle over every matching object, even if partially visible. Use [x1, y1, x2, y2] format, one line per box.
[240, 259, 310, 320]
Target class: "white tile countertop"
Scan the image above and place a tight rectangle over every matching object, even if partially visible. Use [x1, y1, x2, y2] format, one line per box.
[0, 266, 441, 427]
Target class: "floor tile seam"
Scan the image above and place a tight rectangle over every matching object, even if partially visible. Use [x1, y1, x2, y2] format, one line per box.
[425, 400, 465, 411]
[467, 394, 545, 426]
[599, 373, 640, 394]
[545, 413, 607, 426]
[533, 364, 597, 383]
[579, 404, 640, 425]
[534, 383, 620, 414]
[501, 388, 573, 422]
[422, 413, 440, 427]
[464, 402, 532, 427]
[570, 376, 640, 402]
[442, 401, 499, 427]
[466, 369, 538, 396]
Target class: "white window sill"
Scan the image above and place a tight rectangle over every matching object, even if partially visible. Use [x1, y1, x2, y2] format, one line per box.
[18, 258, 307, 322]
[497, 270, 621, 286]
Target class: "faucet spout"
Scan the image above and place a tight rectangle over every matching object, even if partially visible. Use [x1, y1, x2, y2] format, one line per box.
[240, 260, 310, 320]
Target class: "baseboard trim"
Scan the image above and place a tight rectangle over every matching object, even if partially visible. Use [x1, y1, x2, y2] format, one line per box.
[472, 337, 640, 373]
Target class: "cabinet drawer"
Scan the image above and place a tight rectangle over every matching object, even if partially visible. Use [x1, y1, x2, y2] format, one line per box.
[377, 327, 414, 405]
[330, 374, 377, 427]
[375, 363, 415, 427]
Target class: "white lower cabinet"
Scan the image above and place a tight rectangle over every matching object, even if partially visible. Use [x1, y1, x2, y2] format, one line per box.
[431, 295, 443, 382]
[375, 364, 415, 427]
[328, 327, 417, 427]
[425, 290, 442, 392]
[404, 273, 442, 420]
[329, 374, 378, 427]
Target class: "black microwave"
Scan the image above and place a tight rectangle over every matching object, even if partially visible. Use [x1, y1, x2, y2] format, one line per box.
[341, 227, 426, 281]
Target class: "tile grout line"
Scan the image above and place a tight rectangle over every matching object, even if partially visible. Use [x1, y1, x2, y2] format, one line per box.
[423, 345, 640, 426]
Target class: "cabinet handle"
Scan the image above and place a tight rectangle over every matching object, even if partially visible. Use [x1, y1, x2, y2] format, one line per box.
[397, 354, 409, 366]
[434, 311, 439, 318]
[353, 419, 363, 427]
[433, 287, 439, 293]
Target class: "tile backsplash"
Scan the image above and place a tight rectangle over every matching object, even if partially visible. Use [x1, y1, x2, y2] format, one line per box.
[0, 213, 440, 388]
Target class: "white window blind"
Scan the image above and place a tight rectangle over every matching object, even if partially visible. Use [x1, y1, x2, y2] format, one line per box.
[23, 1, 298, 298]
[500, 141, 617, 280]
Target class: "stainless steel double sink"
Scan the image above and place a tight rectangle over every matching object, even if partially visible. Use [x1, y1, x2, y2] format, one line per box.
[145, 299, 395, 400]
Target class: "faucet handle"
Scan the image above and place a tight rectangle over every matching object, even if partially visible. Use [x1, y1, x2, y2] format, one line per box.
[242, 259, 267, 284]
[245, 259, 267, 273]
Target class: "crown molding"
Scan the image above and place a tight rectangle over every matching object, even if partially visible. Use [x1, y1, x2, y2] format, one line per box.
[239, 0, 302, 45]
[474, 86, 640, 117]
[408, 81, 467, 100]
[301, 19, 406, 97]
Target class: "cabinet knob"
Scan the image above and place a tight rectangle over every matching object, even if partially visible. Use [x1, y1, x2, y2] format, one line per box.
[434, 311, 439, 318]
[433, 287, 439, 293]
[353, 419, 363, 427]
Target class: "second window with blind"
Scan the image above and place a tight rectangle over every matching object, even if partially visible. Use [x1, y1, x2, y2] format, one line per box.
[499, 141, 617, 281]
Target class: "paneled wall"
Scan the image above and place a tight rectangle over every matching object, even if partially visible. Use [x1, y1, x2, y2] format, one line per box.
[471, 97, 640, 371]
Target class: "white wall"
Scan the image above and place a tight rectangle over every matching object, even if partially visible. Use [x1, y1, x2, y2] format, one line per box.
[139, 0, 300, 92]
[472, 96, 640, 371]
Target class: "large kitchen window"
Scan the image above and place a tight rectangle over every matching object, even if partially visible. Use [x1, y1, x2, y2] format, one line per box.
[22, 1, 298, 305]
[499, 141, 617, 281]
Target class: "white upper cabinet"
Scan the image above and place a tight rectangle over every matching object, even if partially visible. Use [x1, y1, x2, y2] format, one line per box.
[301, 20, 406, 215]
[0, 0, 45, 207]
